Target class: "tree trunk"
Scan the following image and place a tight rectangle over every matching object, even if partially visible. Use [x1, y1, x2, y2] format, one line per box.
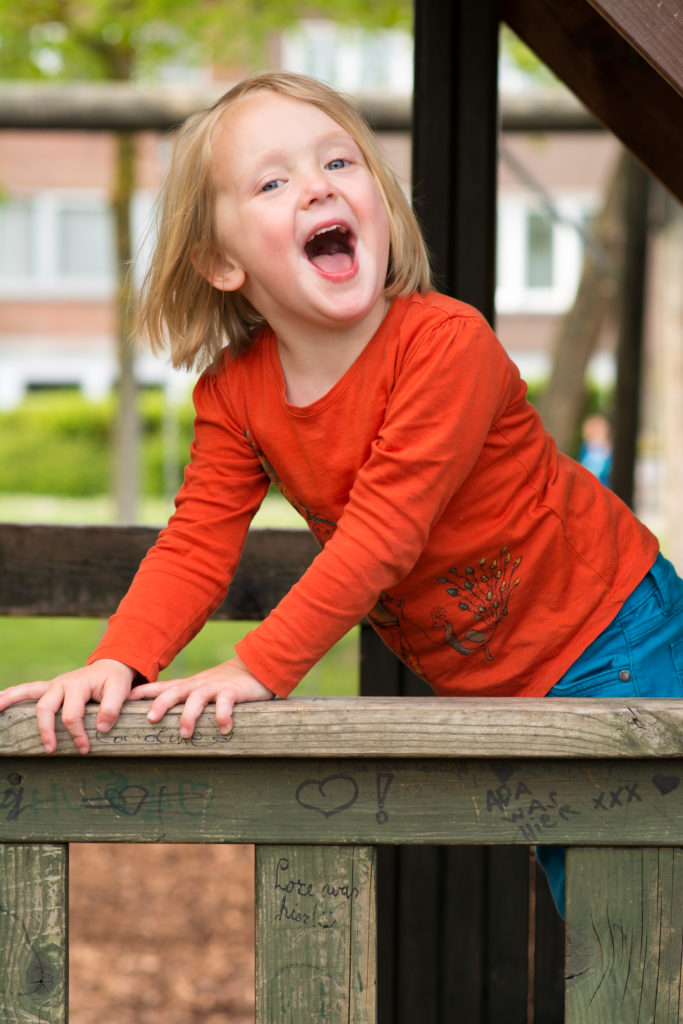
[536, 151, 629, 452]
[112, 129, 139, 523]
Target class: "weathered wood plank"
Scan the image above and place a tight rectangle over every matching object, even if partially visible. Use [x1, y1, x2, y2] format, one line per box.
[255, 845, 376, 1023]
[0, 523, 318, 619]
[502, 0, 683, 203]
[4, 697, 683, 759]
[3, 754, 683, 846]
[587, 0, 683, 98]
[566, 847, 683, 1022]
[0, 843, 67, 1024]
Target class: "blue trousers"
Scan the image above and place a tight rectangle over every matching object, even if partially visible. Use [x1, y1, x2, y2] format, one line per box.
[536, 552, 683, 916]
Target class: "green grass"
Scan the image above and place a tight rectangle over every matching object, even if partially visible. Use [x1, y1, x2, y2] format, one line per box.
[0, 491, 359, 697]
[0, 616, 359, 696]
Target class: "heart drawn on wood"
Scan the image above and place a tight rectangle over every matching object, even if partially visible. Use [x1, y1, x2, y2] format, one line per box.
[296, 775, 359, 817]
[652, 774, 680, 796]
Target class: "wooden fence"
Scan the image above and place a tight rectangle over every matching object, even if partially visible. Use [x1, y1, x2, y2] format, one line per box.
[3, 523, 683, 1022]
[3, 696, 683, 1022]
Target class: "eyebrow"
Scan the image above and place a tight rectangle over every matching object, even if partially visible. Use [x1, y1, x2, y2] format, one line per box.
[239, 129, 362, 183]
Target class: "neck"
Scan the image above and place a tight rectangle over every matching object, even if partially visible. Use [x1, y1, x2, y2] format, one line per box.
[275, 300, 390, 406]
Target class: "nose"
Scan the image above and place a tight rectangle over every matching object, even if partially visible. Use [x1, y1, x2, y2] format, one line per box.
[300, 166, 335, 207]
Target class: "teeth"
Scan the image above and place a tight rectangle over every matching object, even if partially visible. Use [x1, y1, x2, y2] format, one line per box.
[311, 224, 349, 239]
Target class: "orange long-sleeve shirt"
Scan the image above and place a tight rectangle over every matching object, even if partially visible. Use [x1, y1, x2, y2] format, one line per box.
[90, 292, 658, 697]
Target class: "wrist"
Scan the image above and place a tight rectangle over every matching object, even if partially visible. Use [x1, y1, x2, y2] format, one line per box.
[92, 659, 137, 685]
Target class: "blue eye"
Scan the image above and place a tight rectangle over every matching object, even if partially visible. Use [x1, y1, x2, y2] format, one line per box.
[261, 178, 285, 192]
[326, 158, 349, 171]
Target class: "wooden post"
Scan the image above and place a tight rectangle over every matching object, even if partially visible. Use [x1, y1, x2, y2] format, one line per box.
[255, 845, 376, 1023]
[0, 843, 68, 1024]
[566, 847, 683, 1022]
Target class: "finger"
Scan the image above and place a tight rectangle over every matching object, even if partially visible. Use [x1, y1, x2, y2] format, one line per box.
[0, 681, 51, 710]
[178, 689, 213, 738]
[146, 680, 190, 722]
[96, 678, 135, 734]
[59, 686, 92, 755]
[215, 693, 236, 735]
[35, 686, 66, 754]
[128, 682, 166, 701]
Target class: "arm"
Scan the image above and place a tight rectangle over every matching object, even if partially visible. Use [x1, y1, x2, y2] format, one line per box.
[88, 370, 270, 680]
[0, 369, 272, 752]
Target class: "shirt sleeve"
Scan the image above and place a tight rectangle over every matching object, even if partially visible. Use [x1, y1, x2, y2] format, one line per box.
[88, 368, 270, 681]
[236, 309, 514, 694]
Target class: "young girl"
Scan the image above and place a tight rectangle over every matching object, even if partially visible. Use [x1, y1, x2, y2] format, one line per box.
[2, 75, 682, 910]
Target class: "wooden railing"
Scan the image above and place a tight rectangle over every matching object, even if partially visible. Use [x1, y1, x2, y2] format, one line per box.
[2, 522, 682, 1021]
[3, 696, 683, 1022]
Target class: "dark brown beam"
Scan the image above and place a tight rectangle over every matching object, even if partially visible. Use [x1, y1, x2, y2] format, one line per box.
[0, 523, 318, 620]
[587, 0, 683, 98]
[502, 0, 683, 203]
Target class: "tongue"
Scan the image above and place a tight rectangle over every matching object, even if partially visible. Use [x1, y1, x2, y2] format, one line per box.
[310, 250, 354, 274]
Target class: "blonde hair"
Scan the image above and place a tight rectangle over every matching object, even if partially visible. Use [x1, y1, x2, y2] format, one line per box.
[137, 71, 432, 371]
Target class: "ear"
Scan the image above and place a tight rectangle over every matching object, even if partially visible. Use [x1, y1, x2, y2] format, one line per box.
[191, 244, 246, 293]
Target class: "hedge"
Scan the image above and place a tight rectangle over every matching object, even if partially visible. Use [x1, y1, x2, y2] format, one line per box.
[0, 389, 195, 497]
[0, 381, 612, 498]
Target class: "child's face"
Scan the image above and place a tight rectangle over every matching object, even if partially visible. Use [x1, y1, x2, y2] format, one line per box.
[206, 90, 392, 344]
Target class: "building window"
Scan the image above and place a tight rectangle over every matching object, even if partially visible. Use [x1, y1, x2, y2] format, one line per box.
[0, 199, 35, 279]
[58, 204, 114, 279]
[281, 19, 413, 95]
[525, 212, 554, 289]
[0, 192, 158, 298]
[496, 195, 596, 314]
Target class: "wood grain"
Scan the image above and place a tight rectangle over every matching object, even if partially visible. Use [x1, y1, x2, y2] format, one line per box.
[3, 752, 683, 847]
[587, 0, 683, 97]
[566, 847, 683, 1022]
[503, 0, 683, 203]
[256, 846, 376, 1023]
[3, 696, 683, 759]
[0, 844, 67, 1024]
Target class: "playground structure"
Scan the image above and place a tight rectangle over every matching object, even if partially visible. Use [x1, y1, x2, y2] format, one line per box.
[3, 693, 683, 1022]
[1, 2, 682, 1020]
[3, 522, 683, 1022]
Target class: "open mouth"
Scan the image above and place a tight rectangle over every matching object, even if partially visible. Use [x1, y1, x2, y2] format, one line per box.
[304, 223, 356, 276]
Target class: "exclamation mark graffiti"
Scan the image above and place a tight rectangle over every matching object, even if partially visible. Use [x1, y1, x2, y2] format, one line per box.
[376, 772, 394, 824]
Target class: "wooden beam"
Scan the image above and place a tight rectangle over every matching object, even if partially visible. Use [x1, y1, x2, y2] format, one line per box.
[0, 81, 601, 133]
[255, 845, 376, 1023]
[4, 696, 683, 759]
[412, 0, 499, 315]
[4, 745, 683, 846]
[0, 844, 67, 1024]
[566, 847, 683, 1021]
[0, 523, 318, 619]
[502, 0, 683, 203]
[587, 0, 683, 98]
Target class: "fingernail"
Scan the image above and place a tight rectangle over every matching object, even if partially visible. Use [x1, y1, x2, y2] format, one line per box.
[179, 727, 190, 738]
[43, 742, 54, 754]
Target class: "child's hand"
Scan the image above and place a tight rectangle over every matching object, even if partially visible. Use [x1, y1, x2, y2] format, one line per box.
[0, 659, 136, 754]
[129, 656, 275, 737]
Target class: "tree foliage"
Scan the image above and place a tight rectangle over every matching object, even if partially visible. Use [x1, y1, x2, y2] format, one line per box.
[0, 0, 412, 83]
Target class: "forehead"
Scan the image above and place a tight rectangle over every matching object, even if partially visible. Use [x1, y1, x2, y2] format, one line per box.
[211, 91, 357, 172]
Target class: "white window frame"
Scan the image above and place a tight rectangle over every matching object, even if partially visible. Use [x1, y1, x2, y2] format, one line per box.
[0, 190, 155, 300]
[496, 192, 598, 315]
[281, 18, 414, 95]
